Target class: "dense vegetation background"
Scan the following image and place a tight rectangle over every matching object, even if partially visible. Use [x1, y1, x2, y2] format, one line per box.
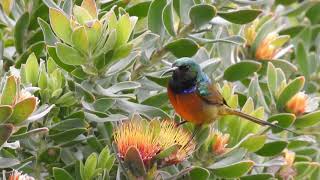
[0, 0, 320, 179]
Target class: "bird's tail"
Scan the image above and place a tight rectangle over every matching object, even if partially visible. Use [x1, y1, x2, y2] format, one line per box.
[222, 106, 298, 135]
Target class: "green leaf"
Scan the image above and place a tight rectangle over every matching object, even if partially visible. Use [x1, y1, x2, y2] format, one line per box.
[148, 0, 166, 35]
[189, 167, 210, 180]
[210, 160, 254, 178]
[279, 25, 305, 38]
[165, 38, 199, 58]
[71, 67, 88, 80]
[73, 5, 92, 25]
[14, 12, 30, 54]
[295, 42, 309, 78]
[294, 162, 320, 179]
[72, 26, 89, 53]
[218, 9, 262, 24]
[9, 97, 37, 124]
[97, 147, 110, 169]
[126, 1, 151, 18]
[25, 53, 39, 86]
[267, 62, 277, 95]
[81, 0, 97, 18]
[53, 167, 74, 180]
[223, 60, 261, 82]
[306, 2, 320, 24]
[84, 153, 98, 180]
[62, 0, 72, 16]
[112, 43, 133, 61]
[49, 8, 72, 44]
[189, 4, 216, 28]
[267, 113, 296, 133]
[269, 35, 290, 48]
[10, 127, 48, 141]
[48, 46, 75, 72]
[141, 92, 168, 107]
[240, 135, 266, 152]
[162, 1, 176, 36]
[295, 110, 320, 128]
[276, 76, 305, 110]
[0, 106, 12, 123]
[255, 141, 288, 156]
[15, 41, 45, 68]
[0, 124, 13, 147]
[179, 0, 194, 24]
[85, 20, 102, 49]
[124, 146, 147, 177]
[105, 81, 140, 94]
[270, 59, 298, 75]
[115, 99, 170, 119]
[1, 75, 17, 105]
[49, 128, 86, 143]
[50, 118, 89, 131]
[38, 17, 58, 46]
[115, 14, 136, 48]
[56, 43, 87, 65]
[155, 144, 180, 159]
[240, 173, 273, 180]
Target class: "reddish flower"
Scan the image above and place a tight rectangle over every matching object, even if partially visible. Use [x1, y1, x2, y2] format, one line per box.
[9, 170, 34, 180]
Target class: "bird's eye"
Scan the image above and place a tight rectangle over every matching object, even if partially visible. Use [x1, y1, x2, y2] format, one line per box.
[179, 65, 189, 71]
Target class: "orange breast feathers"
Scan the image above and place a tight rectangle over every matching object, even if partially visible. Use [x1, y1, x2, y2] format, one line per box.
[167, 86, 218, 125]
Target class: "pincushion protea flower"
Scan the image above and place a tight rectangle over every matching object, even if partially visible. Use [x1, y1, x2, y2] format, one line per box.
[286, 92, 320, 116]
[255, 33, 278, 60]
[9, 170, 35, 180]
[278, 150, 296, 180]
[158, 120, 196, 165]
[114, 119, 160, 163]
[114, 118, 195, 176]
[208, 130, 230, 155]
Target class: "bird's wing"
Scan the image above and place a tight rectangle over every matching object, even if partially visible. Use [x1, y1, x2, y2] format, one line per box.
[196, 82, 226, 105]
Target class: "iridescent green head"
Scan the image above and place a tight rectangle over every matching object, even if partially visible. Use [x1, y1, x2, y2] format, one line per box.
[163, 57, 205, 93]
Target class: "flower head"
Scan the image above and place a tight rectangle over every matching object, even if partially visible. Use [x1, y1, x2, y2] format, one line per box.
[286, 92, 319, 116]
[209, 130, 230, 155]
[114, 118, 195, 169]
[114, 119, 160, 163]
[9, 170, 35, 180]
[158, 121, 195, 165]
[255, 33, 278, 60]
[278, 150, 296, 180]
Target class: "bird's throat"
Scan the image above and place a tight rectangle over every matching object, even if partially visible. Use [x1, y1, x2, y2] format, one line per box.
[169, 79, 197, 94]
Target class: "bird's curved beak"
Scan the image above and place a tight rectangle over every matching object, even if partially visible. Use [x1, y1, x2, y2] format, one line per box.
[161, 67, 178, 77]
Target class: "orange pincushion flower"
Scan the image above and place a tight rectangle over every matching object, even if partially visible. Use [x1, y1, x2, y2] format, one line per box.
[255, 33, 278, 60]
[286, 92, 307, 116]
[158, 121, 195, 164]
[114, 119, 195, 166]
[9, 170, 35, 180]
[114, 120, 160, 163]
[210, 130, 230, 155]
[279, 150, 296, 180]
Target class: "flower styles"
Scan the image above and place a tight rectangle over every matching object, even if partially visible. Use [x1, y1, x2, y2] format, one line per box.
[114, 118, 195, 167]
[114, 119, 160, 163]
[286, 92, 320, 116]
[255, 33, 278, 60]
[9, 170, 35, 180]
[209, 130, 230, 155]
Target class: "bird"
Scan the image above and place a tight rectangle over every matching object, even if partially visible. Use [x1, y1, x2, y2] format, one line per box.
[162, 57, 296, 134]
